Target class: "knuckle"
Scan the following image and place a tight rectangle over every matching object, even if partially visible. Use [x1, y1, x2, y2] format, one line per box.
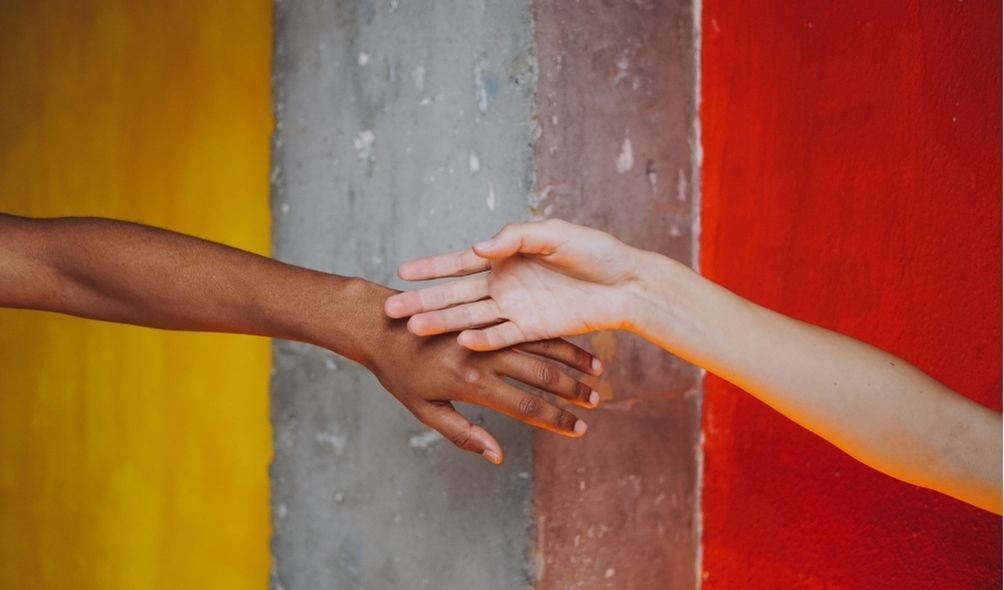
[536, 363, 558, 387]
[576, 382, 592, 402]
[542, 218, 568, 233]
[450, 429, 474, 450]
[517, 395, 543, 418]
[458, 366, 483, 387]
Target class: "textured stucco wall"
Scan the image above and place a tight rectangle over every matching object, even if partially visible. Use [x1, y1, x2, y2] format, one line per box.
[532, 1, 702, 589]
[269, 1, 542, 588]
[701, 1, 1002, 588]
[270, 1, 702, 588]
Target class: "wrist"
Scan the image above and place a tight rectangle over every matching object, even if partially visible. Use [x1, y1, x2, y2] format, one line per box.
[278, 273, 394, 367]
[623, 249, 701, 345]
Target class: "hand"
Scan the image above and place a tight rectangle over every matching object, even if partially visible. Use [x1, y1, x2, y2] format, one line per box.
[0, 215, 605, 467]
[384, 219, 643, 350]
[338, 279, 604, 464]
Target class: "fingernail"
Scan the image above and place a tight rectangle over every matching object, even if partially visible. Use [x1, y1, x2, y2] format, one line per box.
[474, 239, 496, 251]
[588, 390, 600, 406]
[591, 357, 603, 375]
[482, 449, 501, 464]
[573, 420, 588, 435]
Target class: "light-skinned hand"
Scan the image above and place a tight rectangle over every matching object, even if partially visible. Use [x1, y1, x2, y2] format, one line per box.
[384, 219, 644, 351]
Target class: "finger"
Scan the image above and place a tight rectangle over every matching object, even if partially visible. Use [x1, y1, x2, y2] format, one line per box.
[398, 248, 490, 281]
[475, 378, 587, 437]
[472, 219, 568, 259]
[385, 275, 489, 318]
[498, 352, 599, 408]
[457, 321, 527, 351]
[516, 338, 604, 376]
[408, 300, 503, 336]
[419, 401, 503, 464]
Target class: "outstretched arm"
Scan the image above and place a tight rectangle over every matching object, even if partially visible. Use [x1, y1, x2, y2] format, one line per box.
[386, 219, 1002, 512]
[0, 214, 603, 463]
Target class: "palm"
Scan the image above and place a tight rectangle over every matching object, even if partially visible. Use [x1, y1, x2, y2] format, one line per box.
[484, 254, 626, 342]
[386, 219, 639, 350]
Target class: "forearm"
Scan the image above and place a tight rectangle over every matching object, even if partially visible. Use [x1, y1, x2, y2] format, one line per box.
[629, 250, 1002, 513]
[0, 214, 373, 362]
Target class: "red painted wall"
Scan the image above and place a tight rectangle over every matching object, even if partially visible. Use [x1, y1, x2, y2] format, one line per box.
[700, 1, 1001, 588]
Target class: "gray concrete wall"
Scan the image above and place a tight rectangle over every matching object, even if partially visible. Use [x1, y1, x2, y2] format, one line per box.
[269, 1, 542, 588]
[269, 1, 701, 589]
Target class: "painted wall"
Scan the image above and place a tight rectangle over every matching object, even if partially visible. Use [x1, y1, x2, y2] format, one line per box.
[701, 1, 1001, 588]
[0, 2, 273, 588]
[532, 1, 701, 588]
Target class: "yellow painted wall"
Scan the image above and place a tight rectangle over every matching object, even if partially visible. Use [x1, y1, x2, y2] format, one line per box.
[0, 2, 273, 588]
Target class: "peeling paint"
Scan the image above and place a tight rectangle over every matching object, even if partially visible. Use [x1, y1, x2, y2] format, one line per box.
[616, 138, 634, 173]
[315, 424, 348, 455]
[473, 58, 490, 115]
[486, 182, 496, 211]
[353, 129, 376, 161]
[408, 429, 443, 449]
[614, 52, 630, 85]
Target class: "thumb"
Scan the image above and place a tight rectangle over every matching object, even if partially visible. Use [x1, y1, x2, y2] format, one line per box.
[472, 220, 564, 260]
[422, 402, 504, 465]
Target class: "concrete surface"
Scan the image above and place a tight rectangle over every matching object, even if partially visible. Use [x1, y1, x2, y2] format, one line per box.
[270, 1, 541, 588]
[270, 1, 701, 588]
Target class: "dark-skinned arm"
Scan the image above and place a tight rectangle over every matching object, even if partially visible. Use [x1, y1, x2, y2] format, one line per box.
[0, 213, 603, 463]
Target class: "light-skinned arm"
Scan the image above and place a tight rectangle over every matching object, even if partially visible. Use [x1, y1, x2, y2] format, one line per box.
[385, 219, 1002, 513]
[0, 213, 604, 464]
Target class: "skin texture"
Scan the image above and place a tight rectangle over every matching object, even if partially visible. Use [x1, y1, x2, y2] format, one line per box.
[386, 218, 1003, 513]
[0, 213, 603, 464]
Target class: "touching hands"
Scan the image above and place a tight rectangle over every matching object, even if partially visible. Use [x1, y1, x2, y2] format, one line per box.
[0, 214, 605, 466]
[384, 219, 646, 350]
[345, 280, 602, 464]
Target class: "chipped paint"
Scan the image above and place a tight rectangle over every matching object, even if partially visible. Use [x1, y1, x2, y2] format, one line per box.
[473, 58, 489, 115]
[616, 138, 634, 173]
[315, 424, 348, 455]
[408, 429, 444, 450]
[614, 52, 630, 85]
[486, 182, 496, 211]
[353, 129, 376, 161]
